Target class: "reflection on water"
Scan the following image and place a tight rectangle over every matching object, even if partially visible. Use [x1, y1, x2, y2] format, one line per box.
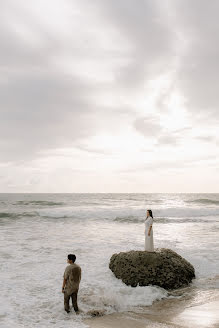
[175, 301, 219, 327]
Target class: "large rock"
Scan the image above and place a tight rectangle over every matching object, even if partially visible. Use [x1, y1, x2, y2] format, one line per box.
[109, 248, 195, 289]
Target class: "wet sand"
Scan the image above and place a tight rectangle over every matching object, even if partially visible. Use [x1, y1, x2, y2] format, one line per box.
[84, 290, 219, 328]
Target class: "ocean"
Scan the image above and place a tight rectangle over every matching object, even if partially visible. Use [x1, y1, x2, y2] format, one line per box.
[1, 193, 219, 328]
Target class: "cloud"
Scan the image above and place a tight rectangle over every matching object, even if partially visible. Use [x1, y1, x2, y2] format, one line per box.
[156, 134, 179, 146]
[172, 0, 219, 117]
[0, 69, 101, 160]
[0, 0, 178, 163]
[195, 136, 215, 143]
[0, 0, 219, 191]
[0, 0, 125, 161]
[134, 117, 162, 137]
[118, 154, 219, 174]
[133, 117, 185, 145]
[97, 0, 176, 89]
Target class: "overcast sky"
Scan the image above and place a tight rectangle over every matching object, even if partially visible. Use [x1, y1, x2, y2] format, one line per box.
[0, 0, 219, 193]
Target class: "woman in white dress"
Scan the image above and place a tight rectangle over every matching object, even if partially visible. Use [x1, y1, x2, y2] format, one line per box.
[145, 209, 154, 252]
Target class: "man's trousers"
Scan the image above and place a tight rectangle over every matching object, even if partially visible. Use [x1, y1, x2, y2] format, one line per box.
[64, 289, 79, 312]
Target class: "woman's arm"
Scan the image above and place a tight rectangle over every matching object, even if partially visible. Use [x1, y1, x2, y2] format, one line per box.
[148, 225, 152, 236]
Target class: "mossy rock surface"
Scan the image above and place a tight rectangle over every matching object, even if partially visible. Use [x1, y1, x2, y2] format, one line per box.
[109, 248, 195, 289]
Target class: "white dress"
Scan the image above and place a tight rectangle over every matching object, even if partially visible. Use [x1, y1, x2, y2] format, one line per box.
[145, 216, 154, 251]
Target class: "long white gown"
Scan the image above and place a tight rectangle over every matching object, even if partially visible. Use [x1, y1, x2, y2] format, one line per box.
[145, 216, 154, 251]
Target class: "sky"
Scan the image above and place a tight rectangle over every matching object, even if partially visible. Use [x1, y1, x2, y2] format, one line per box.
[0, 0, 219, 193]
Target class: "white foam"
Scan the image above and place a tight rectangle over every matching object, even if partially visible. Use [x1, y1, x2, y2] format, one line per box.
[36, 205, 219, 221]
[1, 193, 219, 328]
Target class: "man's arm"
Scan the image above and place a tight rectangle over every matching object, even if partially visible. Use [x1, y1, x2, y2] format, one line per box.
[62, 267, 69, 293]
[79, 268, 81, 282]
[62, 277, 67, 293]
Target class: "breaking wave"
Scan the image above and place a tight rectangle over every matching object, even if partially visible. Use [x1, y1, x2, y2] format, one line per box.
[14, 200, 65, 206]
[0, 211, 38, 219]
[186, 198, 219, 205]
[35, 206, 219, 221]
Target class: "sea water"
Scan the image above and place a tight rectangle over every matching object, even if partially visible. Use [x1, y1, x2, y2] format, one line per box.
[0, 193, 219, 328]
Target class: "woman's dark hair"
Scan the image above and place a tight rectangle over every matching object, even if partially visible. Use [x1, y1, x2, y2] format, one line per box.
[68, 254, 76, 262]
[147, 209, 153, 218]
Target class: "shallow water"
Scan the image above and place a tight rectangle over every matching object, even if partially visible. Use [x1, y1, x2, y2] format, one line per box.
[0, 193, 219, 327]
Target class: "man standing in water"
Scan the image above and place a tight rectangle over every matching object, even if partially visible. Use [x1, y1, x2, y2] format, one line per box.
[62, 254, 81, 313]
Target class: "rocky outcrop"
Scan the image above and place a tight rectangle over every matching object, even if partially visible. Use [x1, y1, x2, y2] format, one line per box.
[109, 248, 195, 289]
